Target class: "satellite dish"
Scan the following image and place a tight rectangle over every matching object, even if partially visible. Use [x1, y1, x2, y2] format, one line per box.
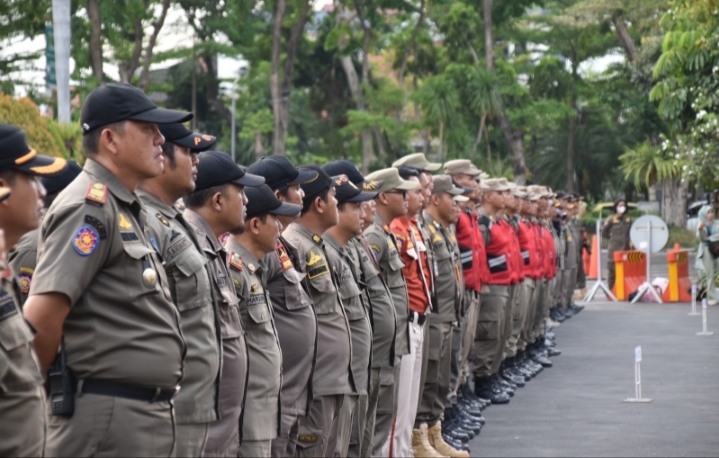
[630, 215, 669, 253]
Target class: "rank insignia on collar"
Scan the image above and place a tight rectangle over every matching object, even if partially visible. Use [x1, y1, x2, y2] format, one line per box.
[312, 234, 322, 244]
[428, 224, 436, 233]
[156, 213, 170, 226]
[85, 182, 107, 205]
[382, 222, 391, 233]
[118, 213, 132, 230]
[230, 253, 244, 271]
[247, 263, 256, 273]
[278, 247, 293, 271]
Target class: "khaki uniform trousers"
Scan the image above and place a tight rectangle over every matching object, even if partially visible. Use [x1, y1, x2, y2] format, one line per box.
[1, 387, 46, 457]
[500, 284, 519, 363]
[271, 410, 301, 458]
[459, 290, 480, 388]
[45, 393, 174, 457]
[519, 278, 537, 351]
[363, 366, 394, 457]
[296, 394, 344, 458]
[507, 281, 529, 358]
[175, 423, 208, 457]
[334, 394, 358, 457]
[347, 394, 368, 457]
[238, 440, 271, 458]
[415, 317, 453, 427]
[473, 284, 509, 378]
[529, 279, 547, 343]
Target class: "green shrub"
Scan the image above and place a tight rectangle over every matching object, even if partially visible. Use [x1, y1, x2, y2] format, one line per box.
[0, 93, 63, 157]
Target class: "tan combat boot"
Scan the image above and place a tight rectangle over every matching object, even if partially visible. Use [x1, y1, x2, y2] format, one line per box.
[574, 288, 586, 300]
[412, 423, 446, 458]
[427, 421, 469, 458]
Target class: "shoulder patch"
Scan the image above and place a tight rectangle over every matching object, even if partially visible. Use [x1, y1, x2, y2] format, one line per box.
[230, 252, 244, 271]
[84, 215, 107, 239]
[85, 182, 107, 205]
[19, 274, 32, 294]
[73, 226, 100, 256]
[156, 213, 170, 226]
[370, 244, 380, 255]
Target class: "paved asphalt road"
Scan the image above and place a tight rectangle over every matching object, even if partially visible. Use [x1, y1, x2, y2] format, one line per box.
[469, 290, 719, 457]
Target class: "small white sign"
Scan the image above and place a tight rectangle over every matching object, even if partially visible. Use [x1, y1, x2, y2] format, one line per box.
[635, 346, 642, 363]
[639, 241, 648, 249]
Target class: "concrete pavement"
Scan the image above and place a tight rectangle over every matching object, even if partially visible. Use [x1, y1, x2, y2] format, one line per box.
[470, 298, 719, 457]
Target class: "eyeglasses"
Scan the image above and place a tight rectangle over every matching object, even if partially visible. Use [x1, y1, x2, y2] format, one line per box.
[385, 190, 407, 198]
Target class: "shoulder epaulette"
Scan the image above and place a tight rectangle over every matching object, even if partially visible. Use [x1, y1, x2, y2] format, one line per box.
[229, 252, 244, 271]
[478, 214, 492, 227]
[85, 182, 108, 205]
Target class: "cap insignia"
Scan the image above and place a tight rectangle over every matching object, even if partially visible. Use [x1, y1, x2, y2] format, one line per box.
[85, 182, 107, 205]
[363, 181, 379, 191]
[334, 174, 349, 186]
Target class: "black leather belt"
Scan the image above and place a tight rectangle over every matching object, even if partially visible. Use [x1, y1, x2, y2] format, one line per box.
[409, 311, 427, 325]
[79, 379, 180, 403]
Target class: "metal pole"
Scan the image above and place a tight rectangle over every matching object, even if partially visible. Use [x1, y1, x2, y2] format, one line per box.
[690, 284, 699, 315]
[584, 211, 617, 302]
[51, 0, 71, 123]
[231, 94, 236, 163]
[697, 298, 714, 336]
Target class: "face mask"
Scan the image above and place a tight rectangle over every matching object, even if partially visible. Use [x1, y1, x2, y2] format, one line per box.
[617, 206, 626, 214]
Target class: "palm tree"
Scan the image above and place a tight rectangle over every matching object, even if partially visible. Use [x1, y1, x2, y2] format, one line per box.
[413, 75, 460, 163]
[467, 67, 501, 166]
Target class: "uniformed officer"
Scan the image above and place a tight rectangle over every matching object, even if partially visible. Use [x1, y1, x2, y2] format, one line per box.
[24, 83, 189, 456]
[560, 192, 583, 317]
[10, 159, 81, 307]
[362, 167, 416, 456]
[246, 156, 319, 458]
[322, 161, 394, 458]
[389, 167, 433, 457]
[225, 184, 301, 457]
[0, 124, 66, 456]
[413, 175, 468, 458]
[473, 178, 512, 404]
[321, 175, 376, 457]
[137, 123, 221, 457]
[602, 198, 632, 289]
[283, 165, 354, 457]
[183, 150, 265, 456]
[443, 160, 487, 428]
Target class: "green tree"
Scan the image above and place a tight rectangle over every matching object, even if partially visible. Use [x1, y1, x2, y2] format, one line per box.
[413, 75, 460, 164]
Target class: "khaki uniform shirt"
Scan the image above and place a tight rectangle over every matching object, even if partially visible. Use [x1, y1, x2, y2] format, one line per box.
[423, 211, 463, 322]
[550, 221, 565, 270]
[364, 214, 409, 359]
[225, 238, 282, 441]
[0, 265, 45, 457]
[261, 236, 316, 416]
[283, 223, 353, 397]
[183, 209, 248, 445]
[602, 214, 633, 254]
[325, 234, 371, 395]
[350, 237, 395, 368]
[564, 220, 578, 269]
[138, 190, 221, 425]
[8, 228, 39, 307]
[31, 159, 184, 387]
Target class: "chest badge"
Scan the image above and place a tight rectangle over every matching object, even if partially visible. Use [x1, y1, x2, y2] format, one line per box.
[142, 267, 158, 287]
[118, 213, 133, 230]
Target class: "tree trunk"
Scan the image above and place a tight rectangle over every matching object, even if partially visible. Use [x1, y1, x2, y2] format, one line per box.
[87, 0, 104, 83]
[482, 0, 527, 184]
[270, 0, 287, 155]
[339, 48, 375, 172]
[566, 101, 576, 191]
[255, 131, 264, 160]
[471, 113, 486, 163]
[611, 12, 636, 63]
[438, 121, 444, 165]
[137, 0, 171, 90]
[662, 178, 687, 227]
[119, 17, 144, 83]
[373, 126, 387, 159]
[203, 55, 232, 125]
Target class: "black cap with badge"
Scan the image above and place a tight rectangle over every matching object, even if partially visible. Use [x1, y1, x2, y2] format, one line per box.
[245, 184, 302, 219]
[297, 165, 334, 200]
[247, 155, 318, 191]
[321, 160, 384, 192]
[81, 83, 193, 134]
[0, 124, 67, 176]
[159, 123, 216, 152]
[41, 160, 82, 196]
[331, 175, 377, 204]
[194, 151, 265, 191]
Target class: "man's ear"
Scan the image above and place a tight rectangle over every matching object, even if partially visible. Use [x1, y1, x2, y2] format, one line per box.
[314, 196, 324, 214]
[377, 193, 389, 206]
[100, 128, 119, 156]
[250, 216, 261, 235]
[211, 191, 223, 212]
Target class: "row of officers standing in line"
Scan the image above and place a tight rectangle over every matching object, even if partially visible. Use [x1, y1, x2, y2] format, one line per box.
[0, 82, 586, 458]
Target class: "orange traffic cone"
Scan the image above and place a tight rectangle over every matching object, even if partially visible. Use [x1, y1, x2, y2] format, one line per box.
[588, 234, 599, 280]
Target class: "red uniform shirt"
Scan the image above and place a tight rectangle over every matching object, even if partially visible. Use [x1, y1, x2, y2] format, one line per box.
[479, 213, 514, 286]
[456, 208, 488, 291]
[391, 216, 431, 314]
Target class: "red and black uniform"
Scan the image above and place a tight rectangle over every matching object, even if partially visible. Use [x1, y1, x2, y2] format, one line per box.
[479, 214, 514, 286]
[456, 208, 489, 292]
[518, 218, 540, 280]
